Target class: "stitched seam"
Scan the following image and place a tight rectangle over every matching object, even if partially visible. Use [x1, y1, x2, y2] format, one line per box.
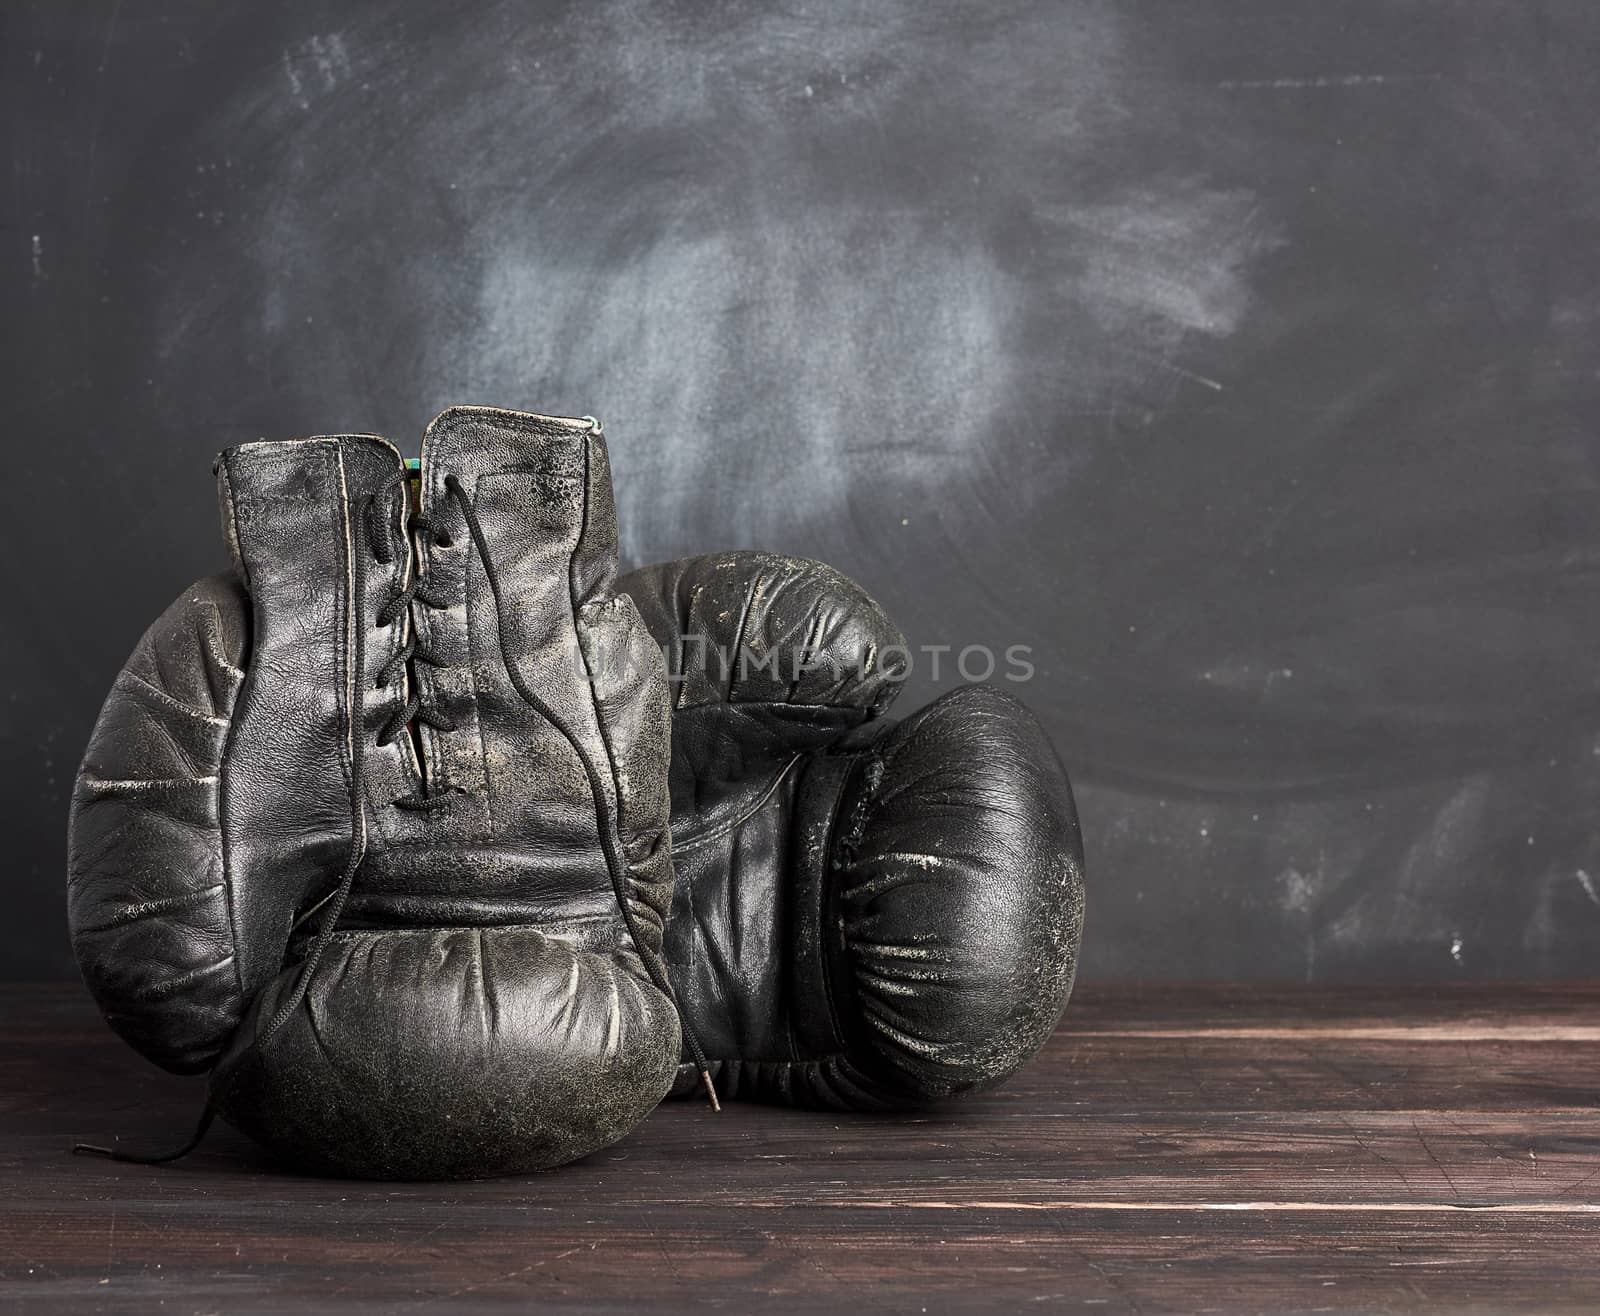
[318, 917, 613, 941]
[463, 471, 497, 836]
[681, 698, 879, 715]
[726, 573, 759, 702]
[218, 460, 249, 597]
[671, 755, 802, 855]
[567, 448, 633, 880]
[332, 446, 364, 868]
[815, 750, 869, 1059]
[675, 582, 702, 712]
[214, 454, 249, 1015]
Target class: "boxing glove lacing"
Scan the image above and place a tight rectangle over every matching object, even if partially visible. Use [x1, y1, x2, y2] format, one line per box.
[76, 465, 716, 1165]
[366, 467, 458, 797]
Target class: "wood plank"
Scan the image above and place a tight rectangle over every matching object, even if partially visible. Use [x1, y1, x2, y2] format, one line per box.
[3, 984, 1598, 1312]
[6, 1196, 1600, 1312]
[16, 1108, 1600, 1209]
[1060, 982, 1600, 1035]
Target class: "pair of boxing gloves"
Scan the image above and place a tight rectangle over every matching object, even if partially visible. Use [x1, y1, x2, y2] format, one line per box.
[67, 406, 1085, 1179]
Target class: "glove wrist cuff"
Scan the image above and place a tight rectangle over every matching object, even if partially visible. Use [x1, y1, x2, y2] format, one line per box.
[789, 745, 868, 1062]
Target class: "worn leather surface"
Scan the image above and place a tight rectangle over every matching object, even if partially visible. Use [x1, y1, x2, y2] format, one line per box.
[69, 407, 679, 1178]
[620, 553, 1086, 1109]
[67, 573, 249, 1074]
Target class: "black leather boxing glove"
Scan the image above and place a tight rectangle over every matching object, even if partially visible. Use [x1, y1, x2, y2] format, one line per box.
[68, 407, 681, 1178]
[618, 552, 1085, 1109]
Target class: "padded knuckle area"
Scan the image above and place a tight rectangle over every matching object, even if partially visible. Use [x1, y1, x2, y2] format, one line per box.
[213, 927, 682, 1179]
[623, 553, 906, 713]
[67, 576, 249, 1074]
[731, 555, 906, 709]
[834, 684, 1086, 1099]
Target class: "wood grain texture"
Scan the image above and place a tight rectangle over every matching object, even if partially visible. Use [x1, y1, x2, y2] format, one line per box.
[3, 983, 1598, 1313]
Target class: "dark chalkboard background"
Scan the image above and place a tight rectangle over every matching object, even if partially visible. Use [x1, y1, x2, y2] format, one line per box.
[6, 0, 1598, 982]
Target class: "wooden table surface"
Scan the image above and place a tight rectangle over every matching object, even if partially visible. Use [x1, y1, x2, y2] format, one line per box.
[3, 983, 1597, 1313]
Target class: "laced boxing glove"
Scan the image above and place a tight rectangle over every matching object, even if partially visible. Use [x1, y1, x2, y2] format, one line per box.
[618, 552, 1085, 1108]
[68, 406, 684, 1178]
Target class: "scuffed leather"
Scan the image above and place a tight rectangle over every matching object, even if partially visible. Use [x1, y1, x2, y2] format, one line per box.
[69, 408, 679, 1178]
[68, 574, 249, 1073]
[620, 553, 1086, 1110]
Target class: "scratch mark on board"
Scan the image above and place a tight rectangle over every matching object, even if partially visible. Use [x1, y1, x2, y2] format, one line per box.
[416, 1245, 590, 1304]
[1339, 1114, 1418, 1195]
[1122, 347, 1225, 392]
[1218, 73, 1443, 90]
[1413, 1119, 1463, 1200]
[101, 1203, 118, 1284]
